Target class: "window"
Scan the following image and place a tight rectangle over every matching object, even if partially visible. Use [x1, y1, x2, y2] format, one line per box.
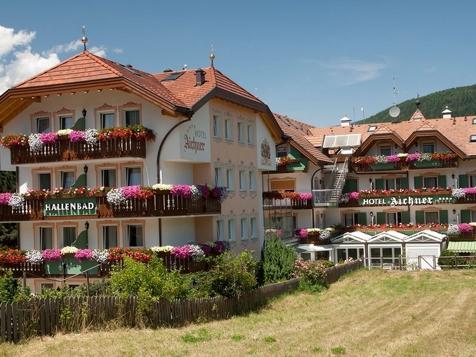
[471, 135, 476, 143]
[385, 178, 401, 190]
[386, 212, 402, 225]
[423, 176, 437, 188]
[38, 173, 51, 190]
[59, 116, 73, 130]
[126, 167, 141, 186]
[60, 171, 75, 189]
[472, 118, 476, 125]
[250, 217, 257, 239]
[344, 213, 359, 226]
[237, 122, 245, 143]
[39, 227, 52, 250]
[100, 112, 115, 129]
[337, 248, 365, 263]
[239, 170, 246, 191]
[264, 215, 295, 239]
[240, 218, 248, 240]
[225, 118, 233, 140]
[247, 125, 254, 145]
[470, 175, 476, 187]
[213, 115, 222, 138]
[226, 168, 234, 191]
[124, 110, 140, 126]
[424, 211, 439, 224]
[126, 224, 143, 247]
[103, 226, 118, 248]
[249, 171, 256, 192]
[422, 143, 435, 153]
[380, 147, 391, 156]
[215, 167, 223, 186]
[471, 211, 476, 222]
[370, 247, 401, 266]
[62, 227, 76, 247]
[41, 283, 54, 292]
[36, 117, 50, 133]
[216, 219, 224, 241]
[100, 168, 116, 187]
[228, 219, 236, 241]
[368, 126, 377, 132]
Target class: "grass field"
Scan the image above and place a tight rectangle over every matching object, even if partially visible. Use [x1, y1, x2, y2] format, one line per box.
[2, 268, 476, 357]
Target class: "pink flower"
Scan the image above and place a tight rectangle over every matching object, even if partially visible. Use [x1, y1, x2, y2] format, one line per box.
[122, 185, 141, 199]
[39, 132, 59, 144]
[349, 191, 360, 200]
[69, 130, 86, 142]
[299, 193, 312, 200]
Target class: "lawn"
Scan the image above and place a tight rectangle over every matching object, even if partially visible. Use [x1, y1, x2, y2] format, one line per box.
[3, 269, 476, 357]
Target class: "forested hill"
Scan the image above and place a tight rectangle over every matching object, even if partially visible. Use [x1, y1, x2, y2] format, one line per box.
[358, 84, 476, 124]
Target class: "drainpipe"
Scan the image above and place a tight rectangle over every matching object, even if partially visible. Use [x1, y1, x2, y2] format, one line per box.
[156, 108, 193, 246]
[311, 166, 324, 228]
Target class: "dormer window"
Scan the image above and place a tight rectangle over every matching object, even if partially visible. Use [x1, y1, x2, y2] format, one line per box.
[470, 135, 476, 142]
[368, 126, 377, 132]
[472, 118, 476, 125]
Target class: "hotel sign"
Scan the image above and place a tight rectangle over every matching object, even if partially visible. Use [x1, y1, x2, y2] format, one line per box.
[360, 196, 437, 207]
[44, 198, 97, 217]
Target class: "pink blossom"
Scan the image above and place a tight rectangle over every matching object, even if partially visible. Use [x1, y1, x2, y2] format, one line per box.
[0, 193, 12, 205]
[74, 249, 93, 263]
[406, 153, 420, 162]
[122, 185, 141, 199]
[69, 130, 86, 142]
[42, 249, 61, 261]
[464, 187, 476, 195]
[349, 191, 360, 200]
[299, 193, 312, 200]
[458, 223, 474, 233]
[39, 132, 59, 144]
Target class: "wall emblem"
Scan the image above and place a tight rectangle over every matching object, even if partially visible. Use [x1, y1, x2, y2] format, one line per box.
[261, 139, 271, 165]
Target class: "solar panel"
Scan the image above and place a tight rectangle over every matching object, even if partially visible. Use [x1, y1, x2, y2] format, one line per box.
[322, 134, 361, 148]
[347, 134, 361, 146]
[322, 136, 336, 148]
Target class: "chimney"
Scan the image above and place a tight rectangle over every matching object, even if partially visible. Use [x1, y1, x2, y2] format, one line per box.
[340, 115, 351, 127]
[442, 106, 452, 119]
[195, 68, 205, 86]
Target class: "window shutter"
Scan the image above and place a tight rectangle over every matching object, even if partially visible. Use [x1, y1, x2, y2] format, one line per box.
[461, 210, 471, 223]
[357, 212, 367, 225]
[437, 175, 447, 188]
[415, 210, 424, 224]
[375, 179, 384, 190]
[459, 174, 469, 188]
[343, 179, 357, 194]
[414, 176, 423, 189]
[377, 212, 385, 225]
[440, 210, 449, 224]
[401, 211, 410, 224]
[400, 177, 409, 189]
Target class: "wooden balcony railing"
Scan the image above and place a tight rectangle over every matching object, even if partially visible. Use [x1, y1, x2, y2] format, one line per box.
[10, 136, 146, 164]
[350, 157, 458, 173]
[0, 191, 221, 222]
[263, 198, 312, 210]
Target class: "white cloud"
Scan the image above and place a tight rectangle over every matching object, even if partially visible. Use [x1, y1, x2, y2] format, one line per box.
[0, 25, 109, 95]
[112, 48, 123, 54]
[318, 58, 389, 86]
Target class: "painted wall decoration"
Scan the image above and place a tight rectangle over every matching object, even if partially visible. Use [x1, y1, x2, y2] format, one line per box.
[261, 139, 271, 166]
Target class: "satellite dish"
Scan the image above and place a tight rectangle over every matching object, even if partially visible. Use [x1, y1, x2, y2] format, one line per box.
[389, 106, 400, 118]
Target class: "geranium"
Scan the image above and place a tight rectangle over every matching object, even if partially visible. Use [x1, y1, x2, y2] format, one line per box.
[26, 250, 43, 264]
[458, 223, 473, 233]
[299, 192, 312, 200]
[0, 193, 12, 205]
[1, 134, 28, 148]
[8, 193, 24, 209]
[123, 248, 152, 263]
[0, 249, 26, 264]
[42, 249, 62, 261]
[295, 228, 309, 239]
[74, 249, 93, 263]
[122, 185, 141, 199]
[447, 224, 460, 236]
[406, 153, 420, 162]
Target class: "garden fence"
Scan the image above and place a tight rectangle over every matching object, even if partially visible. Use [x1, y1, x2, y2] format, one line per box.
[0, 260, 363, 343]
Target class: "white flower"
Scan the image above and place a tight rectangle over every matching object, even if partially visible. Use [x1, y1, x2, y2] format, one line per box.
[26, 250, 43, 264]
[306, 228, 321, 233]
[190, 185, 201, 201]
[28, 133, 43, 152]
[61, 246, 78, 255]
[85, 129, 99, 145]
[152, 183, 173, 191]
[57, 129, 73, 136]
[150, 245, 174, 252]
[107, 188, 126, 205]
[451, 188, 465, 198]
[92, 249, 109, 263]
[447, 224, 460, 236]
[8, 193, 24, 209]
[319, 230, 331, 239]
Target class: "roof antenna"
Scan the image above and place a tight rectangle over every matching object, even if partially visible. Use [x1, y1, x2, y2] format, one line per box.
[389, 78, 401, 118]
[210, 45, 215, 67]
[81, 26, 88, 52]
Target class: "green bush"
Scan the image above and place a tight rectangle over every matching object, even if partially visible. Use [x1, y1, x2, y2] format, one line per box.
[193, 251, 257, 298]
[319, 260, 335, 268]
[293, 258, 328, 293]
[0, 269, 29, 302]
[257, 234, 297, 285]
[438, 250, 467, 268]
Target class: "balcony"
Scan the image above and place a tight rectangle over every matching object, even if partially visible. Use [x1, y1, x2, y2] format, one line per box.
[9, 136, 146, 164]
[263, 191, 313, 210]
[350, 153, 458, 173]
[0, 190, 222, 222]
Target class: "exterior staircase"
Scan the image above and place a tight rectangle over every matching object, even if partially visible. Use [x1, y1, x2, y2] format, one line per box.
[313, 157, 349, 207]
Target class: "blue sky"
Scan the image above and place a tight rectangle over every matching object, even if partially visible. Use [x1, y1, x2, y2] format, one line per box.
[1, 0, 475, 127]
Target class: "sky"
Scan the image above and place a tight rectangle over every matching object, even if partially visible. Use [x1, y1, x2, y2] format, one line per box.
[1, 0, 475, 128]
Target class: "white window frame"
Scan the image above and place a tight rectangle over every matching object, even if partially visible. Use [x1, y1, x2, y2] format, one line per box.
[213, 115, 222, 138]
[225, 118, 233, 140]
[100, 168, 117, 187]
[102, 225, 118, 249]
[250, 217, 258, 239]
[226, 168, 234, 191]
[39, 227, 53, 250]
[228, 219, 236, 241]
[59, 115, 73, 130]
[60, 171, 75, 189]
[237, 121, 245, 143]
[239, 170, 246, 191]
[249, 170, 256, 192]
[216, 219, 225, 241]
[215, 167, 224, 187]
[61, 226, 77, 247]
[125, 167, 142, 186]
[240, 218, 248, 240]
[247, 124, 254, 145]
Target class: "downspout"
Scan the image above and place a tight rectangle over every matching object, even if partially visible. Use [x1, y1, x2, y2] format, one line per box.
[156, 108, 193, 246]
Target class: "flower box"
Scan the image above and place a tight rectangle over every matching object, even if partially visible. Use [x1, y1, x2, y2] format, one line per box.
[44, 258, 99, 275]
[412, 160, 441, 168]
[370, 162, 395, 170]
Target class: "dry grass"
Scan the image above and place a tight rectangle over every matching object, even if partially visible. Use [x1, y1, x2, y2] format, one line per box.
[3, 269, 476, 356]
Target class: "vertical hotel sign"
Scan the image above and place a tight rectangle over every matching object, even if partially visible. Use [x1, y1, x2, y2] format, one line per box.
[181, 123, 210, 161]
[44, 198, 97, 217]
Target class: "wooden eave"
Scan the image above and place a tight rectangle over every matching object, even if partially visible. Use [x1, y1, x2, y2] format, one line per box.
[354, 133, 404, 157]
[405, 130, 466, 159]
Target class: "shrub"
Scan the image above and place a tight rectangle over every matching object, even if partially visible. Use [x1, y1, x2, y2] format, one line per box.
[257, 234, 297, 285]
[0, 269, 20, 302]
[319, 260, 335, 268]
[438, 250, 467, 268]
[293, 258, 327, 292]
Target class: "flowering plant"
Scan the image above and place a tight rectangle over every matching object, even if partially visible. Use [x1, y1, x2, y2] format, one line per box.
[61, 246, 78, 255]
[406, 153, 420, 162]
[299, 192, 312, 200]
[92, 249, 109, 263]
[319, 230, 331, 240]
[418, 153, 433, 162]
[26, 250, 43, 264]
[1, 134, 29, 149]
[106, 188, 126, 205]
[447, 224, 460, 236]
[98, 125, 156, 142]
[74, 249, 93, 263]
[150, 246, 174, 253]
[351, 156, 377, 165]
[292, 258, 327, 285]
[375, 155, 387, 164]
[42, 249, 62, 261]
[452, 188, 466, 198]
[0, 249, 27, 264]
[458, 223, 473, 233]
[152, 183, 173, 191]
[8, 193, 24, 209]
[306, 228, 321, 233]
[294, 228, 309, 239]
[278, 156, 294, 166]
[386, 155, 400, 163]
